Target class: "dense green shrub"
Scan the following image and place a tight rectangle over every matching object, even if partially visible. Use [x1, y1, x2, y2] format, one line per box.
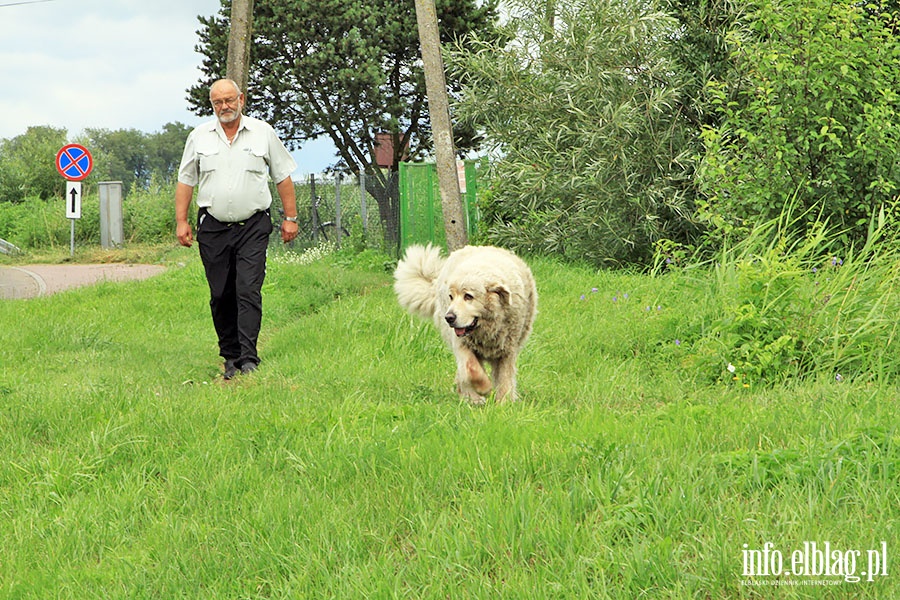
[0, 187, 179, 250]
[698, 0, 900, 244]
[0, 182, 386, 252]
[0, 197, 70, 249]
[123, 183, 180, 244]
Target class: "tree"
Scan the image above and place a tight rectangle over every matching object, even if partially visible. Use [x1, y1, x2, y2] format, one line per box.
[81, 123, 192, 192]
[83, 128, 149, 193]
[0, 126, 68, 203]
[188, 0, 500, 245]
[0, 124, 190, 204]
[449, 0, 696, 266]
[146, 122, 194, 185]
[663, 0, 743, 132]
[698, 0, 900, 243]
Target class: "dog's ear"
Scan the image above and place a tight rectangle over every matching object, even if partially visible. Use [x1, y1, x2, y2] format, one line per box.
[488, 283, 511, 305]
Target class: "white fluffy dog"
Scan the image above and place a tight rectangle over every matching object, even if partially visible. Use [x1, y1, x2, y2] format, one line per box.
[394, 244, 537, 403]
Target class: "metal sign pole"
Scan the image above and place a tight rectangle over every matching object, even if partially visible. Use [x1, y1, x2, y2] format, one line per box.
[56, 144, 93, 259]
[65, 180, 83, 257]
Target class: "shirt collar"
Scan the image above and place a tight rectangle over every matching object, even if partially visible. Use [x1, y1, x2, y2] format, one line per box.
[209, 115, 252, 139]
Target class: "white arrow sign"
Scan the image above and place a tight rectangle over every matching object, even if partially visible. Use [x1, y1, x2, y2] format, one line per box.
[66, 181, 82, 219]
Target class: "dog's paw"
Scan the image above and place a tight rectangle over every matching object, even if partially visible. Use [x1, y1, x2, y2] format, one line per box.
[457, 382, 487, 405]
[494, 391, 517, 403]
[466, 394, 487, 407]
[465, 357, 492, 395]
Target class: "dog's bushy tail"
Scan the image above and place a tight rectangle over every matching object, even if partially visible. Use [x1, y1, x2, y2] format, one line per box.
[394, 243, 444, 320]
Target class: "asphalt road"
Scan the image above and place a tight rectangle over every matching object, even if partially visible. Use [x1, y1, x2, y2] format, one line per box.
[0, 264, 166, 300]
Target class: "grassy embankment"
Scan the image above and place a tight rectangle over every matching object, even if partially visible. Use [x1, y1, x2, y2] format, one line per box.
[0, 242, 896, 598]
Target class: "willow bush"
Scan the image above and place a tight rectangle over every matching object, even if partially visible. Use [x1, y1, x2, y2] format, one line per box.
[450, 0, 697, 267]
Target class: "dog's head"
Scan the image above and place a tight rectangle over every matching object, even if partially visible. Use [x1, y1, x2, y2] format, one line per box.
[444, 279, 510, 337]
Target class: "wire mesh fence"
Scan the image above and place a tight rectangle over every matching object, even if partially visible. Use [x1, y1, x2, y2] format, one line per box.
[269, 160, 485, 257]
[269, 171, 400, 256]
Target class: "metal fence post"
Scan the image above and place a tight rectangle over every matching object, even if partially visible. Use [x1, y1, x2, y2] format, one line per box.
[309, 173, 319, 242]
[359, 171, 368, 235]
[335, 173, 342, 248]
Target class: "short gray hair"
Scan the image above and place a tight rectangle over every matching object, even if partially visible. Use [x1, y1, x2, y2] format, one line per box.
[209, 78, 241, 100]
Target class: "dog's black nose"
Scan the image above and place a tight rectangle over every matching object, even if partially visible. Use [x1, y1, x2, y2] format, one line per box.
[445, 313, 457, 326]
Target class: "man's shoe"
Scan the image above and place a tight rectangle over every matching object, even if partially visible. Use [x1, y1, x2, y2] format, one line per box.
[240, 362, 258, 375]
[224, 359, 239, 380]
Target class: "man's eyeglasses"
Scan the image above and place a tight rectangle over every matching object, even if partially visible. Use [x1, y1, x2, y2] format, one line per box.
[212, 95, 240, 108]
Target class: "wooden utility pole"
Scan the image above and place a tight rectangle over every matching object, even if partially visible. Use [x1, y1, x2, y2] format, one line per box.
[226, 0, 254, 96]
[414, 0, 468, 251]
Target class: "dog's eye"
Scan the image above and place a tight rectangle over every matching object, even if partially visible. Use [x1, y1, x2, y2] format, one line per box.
[464, 293, 474, 301]
[449, 294, 454, 301]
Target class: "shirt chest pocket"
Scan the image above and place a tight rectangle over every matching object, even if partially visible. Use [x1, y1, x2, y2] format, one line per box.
[246, 146, 268, 175]
[198, 144, 220, 173]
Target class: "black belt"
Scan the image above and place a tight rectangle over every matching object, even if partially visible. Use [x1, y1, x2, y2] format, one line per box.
[199, 207, 269, 227]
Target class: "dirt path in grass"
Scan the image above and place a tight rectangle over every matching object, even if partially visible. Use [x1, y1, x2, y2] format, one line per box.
[0, 264, 166, 300]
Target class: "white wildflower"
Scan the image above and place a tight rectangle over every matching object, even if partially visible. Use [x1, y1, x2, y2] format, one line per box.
[271, 242, 336, 266]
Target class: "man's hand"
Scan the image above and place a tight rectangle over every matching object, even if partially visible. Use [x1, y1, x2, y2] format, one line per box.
[176, 221, 194, 247]
[275, 177, 298, 244]
[281, 220, 299, 244]
[174, 182, 195, 248]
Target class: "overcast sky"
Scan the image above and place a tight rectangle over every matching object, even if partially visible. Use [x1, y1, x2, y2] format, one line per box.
[0, 0, 336, 173]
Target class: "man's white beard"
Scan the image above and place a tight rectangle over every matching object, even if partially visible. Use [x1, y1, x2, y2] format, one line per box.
[218, 110, 240, 124]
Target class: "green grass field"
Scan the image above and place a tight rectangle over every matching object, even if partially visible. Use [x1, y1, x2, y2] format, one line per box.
[0, 245, 896, 598]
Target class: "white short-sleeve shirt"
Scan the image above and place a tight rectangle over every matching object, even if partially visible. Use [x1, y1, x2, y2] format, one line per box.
[177, 116, 297, 222]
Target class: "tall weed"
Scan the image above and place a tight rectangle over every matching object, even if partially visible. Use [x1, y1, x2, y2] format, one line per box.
[1, 186, 186, 251]
[122, 183, 180, 243]
[0, 197, 69, 249]
[671, 205, 900, 385]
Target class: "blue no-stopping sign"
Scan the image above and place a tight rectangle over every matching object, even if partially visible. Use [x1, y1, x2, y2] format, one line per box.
[56, 143, 93, 181]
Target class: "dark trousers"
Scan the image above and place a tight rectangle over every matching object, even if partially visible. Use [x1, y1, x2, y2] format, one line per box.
[197, 208, 272, 367]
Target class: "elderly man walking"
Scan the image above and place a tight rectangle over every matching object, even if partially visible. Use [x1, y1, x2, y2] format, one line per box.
[175, 78, 299, 379]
